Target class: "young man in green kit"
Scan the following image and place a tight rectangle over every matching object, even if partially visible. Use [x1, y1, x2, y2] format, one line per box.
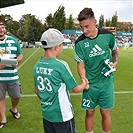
[74, 8, 118, 133]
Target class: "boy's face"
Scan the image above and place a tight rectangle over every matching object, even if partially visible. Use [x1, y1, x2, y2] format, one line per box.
[56, 43, 64, 57]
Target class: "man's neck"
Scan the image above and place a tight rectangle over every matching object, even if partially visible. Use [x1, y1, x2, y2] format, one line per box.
[0, 36, 6, 41]
[89, 28, 98, 39]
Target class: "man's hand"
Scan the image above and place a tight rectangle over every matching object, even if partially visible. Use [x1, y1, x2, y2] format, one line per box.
[82, 78, 89, 90]
[0, 64, 6, 69]
[109, 62, 117, 68]
[12, 61, 18, 68]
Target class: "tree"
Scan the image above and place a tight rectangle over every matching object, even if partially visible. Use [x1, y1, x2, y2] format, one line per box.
[24, 15, 44, 45]
[117, 22, 133, 32]
[98, 15, 104, 28]
[111, 15, 118, 28]
[9, 20, 20, 38]
[18, 14, 33, 42]
[105, 18, 111, 27]
[67, 14, 75, 29]
[18, 14, 44, 44]
[44, 13, 54, 29]
[53, 5, 66, 31]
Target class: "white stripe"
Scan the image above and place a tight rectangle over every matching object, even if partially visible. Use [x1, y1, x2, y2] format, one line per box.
[5, 91, 133, 98]
[6, 47, 17, 51]
[0, 75, 19, 80]
[58, 83, 73, 121]
[57, 59, 72, 76]
[6, 40, 15, 43]
[70, 91, 133, 95]
[0, 69, 17, 73]
[75, 53, 83, 62]
[112, 42, 118, 50]
[0, 47, 17, 51]
[93, 47, 97, 52]
[95, 44, 102, 51]
[18, 48, 39, 70]
[0, 54, 16, 58]
[115, 91, 133, 94]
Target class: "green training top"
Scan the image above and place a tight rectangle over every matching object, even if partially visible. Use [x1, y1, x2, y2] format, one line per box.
[75, 28, 117, 84]
[33, 57, 78, 122]
[0, 36, 23, 82]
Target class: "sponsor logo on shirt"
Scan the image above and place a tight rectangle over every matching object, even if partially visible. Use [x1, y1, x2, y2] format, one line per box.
[89, 44, 105, 57]
[41, 101, 53, 106]
[8, 43, 12, 47]
[84, 42, 90, 47]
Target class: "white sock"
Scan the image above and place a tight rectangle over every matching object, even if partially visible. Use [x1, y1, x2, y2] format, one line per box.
[86, 131, 93, 133]
[103, 131, 110, 133]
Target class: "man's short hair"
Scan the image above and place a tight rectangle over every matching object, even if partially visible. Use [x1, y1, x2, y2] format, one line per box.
[0, 20, 5, 26]
[77, 8, 95, 21]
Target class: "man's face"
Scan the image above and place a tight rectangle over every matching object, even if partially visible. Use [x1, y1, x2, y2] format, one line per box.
[79, 18, 96, 37]
[0, 23, 6, 38]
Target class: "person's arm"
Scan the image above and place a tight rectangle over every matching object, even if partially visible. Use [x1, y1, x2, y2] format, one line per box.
[34, 86, 40, 99]
[77, 62, 89, 89]
[111, 49, 118, 68]
[72, 78, 89, 94]
[77, 62, 86, 79]
[17, 54, 23, 63]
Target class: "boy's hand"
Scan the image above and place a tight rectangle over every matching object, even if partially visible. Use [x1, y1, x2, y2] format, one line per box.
[82, 78, 89, 90]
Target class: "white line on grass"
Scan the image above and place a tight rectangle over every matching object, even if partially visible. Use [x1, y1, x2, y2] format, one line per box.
[5, 91, 133, 98]
[18, 48, 39, 70]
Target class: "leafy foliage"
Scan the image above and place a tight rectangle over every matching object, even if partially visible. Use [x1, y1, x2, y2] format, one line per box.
[98, 14, 104, 28]
[53, 5, 66, 30]
[1, 6, 132, 44]
[67, 14, 75, 29]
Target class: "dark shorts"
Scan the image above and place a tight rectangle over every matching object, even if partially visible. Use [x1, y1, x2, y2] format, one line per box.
[0, 81, 21, 100]
[43, 117, 76, 133]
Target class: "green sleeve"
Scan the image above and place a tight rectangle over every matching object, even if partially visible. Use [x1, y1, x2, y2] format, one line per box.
[13, 37, 23, 54]
[109, 34, 117, 50]
[74, 42, 84, 62]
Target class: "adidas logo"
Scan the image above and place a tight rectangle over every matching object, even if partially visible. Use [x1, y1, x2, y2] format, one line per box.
[89, 44, 105, 57]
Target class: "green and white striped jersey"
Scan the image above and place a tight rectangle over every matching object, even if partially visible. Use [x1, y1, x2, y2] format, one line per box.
[33, 57, 78, 122]
[75, 28, 117, 83]
[0, 36, 23, 82]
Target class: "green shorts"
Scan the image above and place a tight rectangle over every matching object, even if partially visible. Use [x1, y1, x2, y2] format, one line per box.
[81, 76, 114, 110]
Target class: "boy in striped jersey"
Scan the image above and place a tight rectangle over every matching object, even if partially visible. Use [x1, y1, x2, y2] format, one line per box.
[33, 28, 89, 133]
[0, 21, 23, 129]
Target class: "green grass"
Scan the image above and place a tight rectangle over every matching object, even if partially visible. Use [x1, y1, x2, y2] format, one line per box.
[114, 50, 132, 91]
[1, 48, 133, 133]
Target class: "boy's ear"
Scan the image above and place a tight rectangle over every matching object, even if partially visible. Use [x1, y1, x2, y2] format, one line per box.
[55, 45, 59, 51]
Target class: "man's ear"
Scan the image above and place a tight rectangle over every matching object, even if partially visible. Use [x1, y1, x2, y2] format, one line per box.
[94, 19, 97, 26]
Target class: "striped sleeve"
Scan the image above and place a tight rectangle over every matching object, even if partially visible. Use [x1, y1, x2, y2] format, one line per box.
[74, 42, 84, 62]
